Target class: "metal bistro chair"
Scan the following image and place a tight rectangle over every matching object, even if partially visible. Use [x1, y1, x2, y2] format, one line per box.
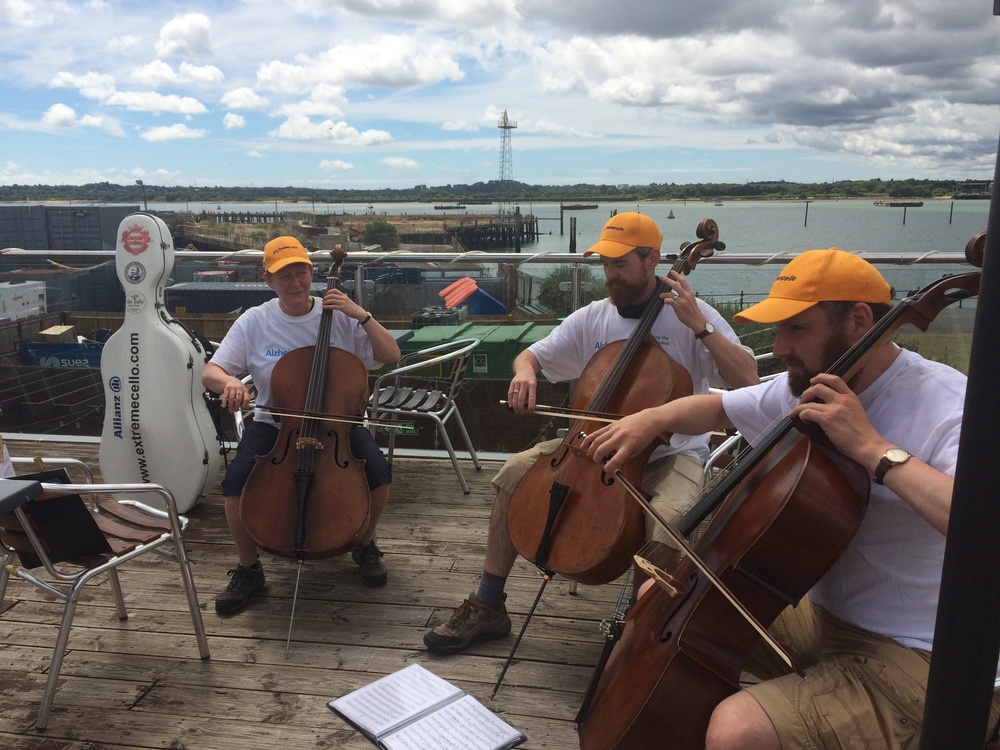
[0, 456, 210, 729]
[369, 338, 482, 494]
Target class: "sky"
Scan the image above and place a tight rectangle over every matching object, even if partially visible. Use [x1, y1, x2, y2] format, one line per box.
[1, 0, 1000, 190]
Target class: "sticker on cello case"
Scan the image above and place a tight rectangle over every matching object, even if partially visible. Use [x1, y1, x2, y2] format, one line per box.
[124, 261, 146, 284]
[120, 223, 152, 256]
[125, 291, 146, 314]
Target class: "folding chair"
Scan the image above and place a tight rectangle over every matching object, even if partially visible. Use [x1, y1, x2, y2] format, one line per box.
[0, 456, 210, 729]
[369, 338, 482, 493]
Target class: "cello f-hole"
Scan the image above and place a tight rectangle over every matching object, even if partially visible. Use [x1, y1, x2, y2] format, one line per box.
[548, 446, 571, 468]
[268, 429, 298, 465]
[322, 427, 351, 469]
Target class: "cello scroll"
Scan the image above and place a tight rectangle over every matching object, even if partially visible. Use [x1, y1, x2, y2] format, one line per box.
[671, 218, 726, 276]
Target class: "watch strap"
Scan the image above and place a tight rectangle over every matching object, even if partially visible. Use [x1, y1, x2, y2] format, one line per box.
[873, 449, 909, 485]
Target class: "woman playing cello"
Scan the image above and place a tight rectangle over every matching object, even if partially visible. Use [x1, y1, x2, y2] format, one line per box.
[204, 237, 400, 616]
[580, 248, 999, 749]
[423, 213, 758, 654]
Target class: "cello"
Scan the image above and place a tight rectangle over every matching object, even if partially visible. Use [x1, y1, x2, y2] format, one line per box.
[506, 219, 725, 585]
[239, 248, 372, 562]
[577, 237, 984, 749]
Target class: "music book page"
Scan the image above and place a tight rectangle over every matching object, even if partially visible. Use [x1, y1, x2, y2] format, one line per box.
[328, 664, 525, 750]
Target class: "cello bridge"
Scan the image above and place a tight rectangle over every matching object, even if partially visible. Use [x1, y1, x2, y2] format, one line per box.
[634, 555, 680, 597]
[295, 437, 324, 450]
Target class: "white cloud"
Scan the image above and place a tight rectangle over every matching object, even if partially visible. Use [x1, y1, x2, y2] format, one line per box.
[381, 156, 419, 169]
[41, 103, 78, 129]
[105, 90, 207, 115]
[336, 0, 520, 25]
[270, 114, 392, 146]
[104, 34, 143, 54]
[312, 36, 464, 87]
[442, 120, 478, 131]
[274, 83, 347, 118]
[50, 71, 116, 100]
[223, 113, 246, 129]
[178, 62, 224, 86]
[32, 103, 125, 136]
[257, 60, 314, 94]
[155, 13, 212, 58]
[132, 60, 179, 87]
[140, 123, 209, 141]
[221, 87, 269, 110]
[320, 159, 355, 171]
[2, 0, 57, 27]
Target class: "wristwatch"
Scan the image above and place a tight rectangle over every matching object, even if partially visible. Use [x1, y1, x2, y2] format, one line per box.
[695, 322, 716, 340]
[873, 447, 911, 485]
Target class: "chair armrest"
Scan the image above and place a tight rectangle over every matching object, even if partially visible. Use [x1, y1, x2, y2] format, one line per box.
[0, 479, 43, 514]
[10, 457, 95, 484]
[371, 338, 480, 391]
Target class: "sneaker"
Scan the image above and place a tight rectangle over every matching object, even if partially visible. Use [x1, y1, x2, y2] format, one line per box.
[214, 562, 265, 616]
[354, 541, 388, 587]
[423, 592, 511, 654]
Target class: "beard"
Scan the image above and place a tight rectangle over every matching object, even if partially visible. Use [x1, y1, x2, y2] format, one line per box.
[785, 324, 854, 397]
[607, 277, 651, 307]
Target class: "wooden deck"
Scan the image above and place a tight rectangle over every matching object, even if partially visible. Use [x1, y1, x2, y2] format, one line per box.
[1, 439, 629, 750]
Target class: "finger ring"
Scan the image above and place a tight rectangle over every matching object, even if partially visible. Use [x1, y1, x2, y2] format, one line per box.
[512, 390, 520, 395]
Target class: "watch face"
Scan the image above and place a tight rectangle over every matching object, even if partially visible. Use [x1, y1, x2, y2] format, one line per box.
[705, 323, 715, 334]
[885, 448, 909, 463]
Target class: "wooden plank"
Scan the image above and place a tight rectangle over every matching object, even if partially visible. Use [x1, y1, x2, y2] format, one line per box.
[0, 440, 612, 750]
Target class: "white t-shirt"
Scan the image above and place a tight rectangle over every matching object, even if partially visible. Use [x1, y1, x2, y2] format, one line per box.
[721, 347, 965, 651]
[530, 297, 752, 463]
[209, 297, 379, 426]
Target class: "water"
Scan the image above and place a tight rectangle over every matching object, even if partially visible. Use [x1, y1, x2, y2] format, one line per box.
[151, 198, 989, 305]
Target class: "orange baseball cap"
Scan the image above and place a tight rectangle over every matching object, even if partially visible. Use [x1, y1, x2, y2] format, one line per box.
[263, 236, 312, 273]
[583, 212, 663, 258]
[734, 248, 891, 324]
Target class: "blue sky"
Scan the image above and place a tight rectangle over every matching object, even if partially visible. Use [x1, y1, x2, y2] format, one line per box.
[2, 0, 999, 190]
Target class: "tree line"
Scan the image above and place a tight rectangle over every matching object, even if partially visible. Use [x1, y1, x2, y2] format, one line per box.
[0, 177, 988, 205]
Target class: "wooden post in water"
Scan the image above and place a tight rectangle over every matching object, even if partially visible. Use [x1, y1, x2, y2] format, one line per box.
[903, 206, 907, 225]
[514, 206, 522, 253]
[804, 200, 810, 227]
[950, 201, 955, 224]
[569, 217, 577, 253]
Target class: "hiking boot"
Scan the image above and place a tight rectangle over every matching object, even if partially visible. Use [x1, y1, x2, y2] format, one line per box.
[214, 562, 265, 615]
[353, 541, 388, 587]
[423, 592, 511, 654]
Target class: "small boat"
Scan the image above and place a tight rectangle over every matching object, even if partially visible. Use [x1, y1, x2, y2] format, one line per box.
[667, 210, 675, 219]
[562, 203, 598, 210]
[713, 198, 723, 207]
[434, 205, 466, 210]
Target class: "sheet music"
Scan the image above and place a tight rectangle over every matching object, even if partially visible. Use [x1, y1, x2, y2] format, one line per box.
[330, 664, 462, 738]
[381, 695, 523, 750]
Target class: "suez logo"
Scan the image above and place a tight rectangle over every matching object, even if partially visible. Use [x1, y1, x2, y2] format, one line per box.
[39, 356, 92, 367]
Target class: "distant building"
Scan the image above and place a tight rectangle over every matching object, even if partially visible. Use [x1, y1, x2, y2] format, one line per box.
[951, 181, 992, 199]
[0, 204, 140, 251]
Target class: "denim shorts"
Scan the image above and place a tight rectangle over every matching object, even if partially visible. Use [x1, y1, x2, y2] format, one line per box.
[221, 418, 391, 497]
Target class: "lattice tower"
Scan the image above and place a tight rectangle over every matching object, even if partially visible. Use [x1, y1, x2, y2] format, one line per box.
[497, 110, 517, 217]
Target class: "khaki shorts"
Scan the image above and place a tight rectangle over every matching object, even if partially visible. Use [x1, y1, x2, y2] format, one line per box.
[491, 439, 705, 549]
[744, 597, 1000, 749]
